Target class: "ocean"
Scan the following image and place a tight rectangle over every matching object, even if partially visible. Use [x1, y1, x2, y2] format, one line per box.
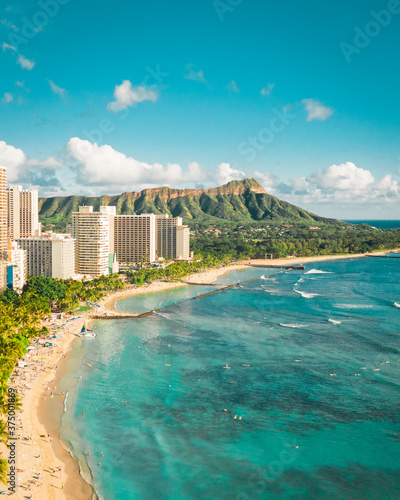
[59, 257, 400, 499]
[344, 220, 400, 230]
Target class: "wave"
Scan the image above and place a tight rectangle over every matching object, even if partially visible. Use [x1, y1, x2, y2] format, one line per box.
[153, 312, 171, 319]
[260, 275, 268, 280]
[263, 289, 282, 294]
[305, 269, 332, 274]
[280, 323, 309, 328]
[63, 391, 69, 412]
[394, 302, 400, 309]
[294, 289, 319, 299]
[336, 304, 374, 309]
[328, 319, 341, 325]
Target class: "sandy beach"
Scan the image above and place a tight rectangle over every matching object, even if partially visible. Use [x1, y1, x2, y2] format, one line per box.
[9, 249, 398, 498]
[6, 314, 94, 499]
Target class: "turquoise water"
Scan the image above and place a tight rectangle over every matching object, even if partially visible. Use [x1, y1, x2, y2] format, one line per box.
[345, 220, 400, 230]
[60, 258, 400, 499]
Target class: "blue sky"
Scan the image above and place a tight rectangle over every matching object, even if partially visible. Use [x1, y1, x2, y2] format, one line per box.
[0, 0, 400, 218]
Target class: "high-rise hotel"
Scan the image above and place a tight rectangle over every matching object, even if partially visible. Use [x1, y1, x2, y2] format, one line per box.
[7, 185, 40, 239]
[0, 167, 7, 252]
[114, 214, 156, 265]
[72, 206, 190, 277]
[156, 214, 190, 260]
[72, 206, 118, 277]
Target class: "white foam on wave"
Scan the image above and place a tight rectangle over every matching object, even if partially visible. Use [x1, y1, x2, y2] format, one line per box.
[63, 391, 68, 413]
[280, 323, 309, 328]
[154, 311, 171, 319]
[263, 288, 281, 294]
[328, 319, 341, 325]
[336, 304, 373, 309]
[394, 302, 400, 309]
[305, 269, 332, 275]
[293, 278, 304, 287]
[294, 289, 319, 299]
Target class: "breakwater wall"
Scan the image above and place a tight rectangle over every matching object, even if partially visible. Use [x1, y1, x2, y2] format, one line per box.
[93, 270, 289, 320]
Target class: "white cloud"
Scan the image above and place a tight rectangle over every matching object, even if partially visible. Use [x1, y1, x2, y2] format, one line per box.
[16, 81, 29, 92]
[2, 42, 16, 52]
[254, 170, 277, 193]
[47, 79, 66, 97]
[312, 162, 374, 191]
[184, 64, 207, 84]
[107, 80, 158, 112]
[227, 80, 240, 93]
[0, 141, 26, 181]
[261, 83, 275, 96]
[17, 55, 35, 70]
[374, 175, 400, 198]
[66, 138, 206, 187]
[1, 19, 18, 32]
[216, 163, 245, 185]
[3, 92, 13, 103]
[274, 162, 400, 209]
[26, 156, 63, 168]
[302, 98, 334, 122]
[0, 140, 66, 186]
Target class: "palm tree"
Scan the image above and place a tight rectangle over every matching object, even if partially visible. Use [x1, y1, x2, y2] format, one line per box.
[0, 420, 9, 445]
[0, 457, 8, 484]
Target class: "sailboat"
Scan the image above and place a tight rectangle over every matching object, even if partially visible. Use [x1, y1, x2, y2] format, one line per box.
[79, 323, 96, 338]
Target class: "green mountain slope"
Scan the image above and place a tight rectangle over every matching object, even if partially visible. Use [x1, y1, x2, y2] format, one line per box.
[38, 178, 338, 229]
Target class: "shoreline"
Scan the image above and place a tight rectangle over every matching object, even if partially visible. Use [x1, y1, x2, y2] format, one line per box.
[101, 264, 249, 313]
[11, 314, 94, 499]
[15, 249, 399, 498]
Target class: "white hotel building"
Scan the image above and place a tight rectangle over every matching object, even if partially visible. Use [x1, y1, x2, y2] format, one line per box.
[7, 185, 40, 239]
[71, 206, 191, 276]
[17, 232, 75, 280]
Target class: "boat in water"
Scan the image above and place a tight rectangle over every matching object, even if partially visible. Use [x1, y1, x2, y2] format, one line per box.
[79, 323, 96, 337]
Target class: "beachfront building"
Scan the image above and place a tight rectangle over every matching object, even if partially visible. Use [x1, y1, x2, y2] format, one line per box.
[114, 214, 156, 267]
[0, 167, 7, 252]
[72, 206, 118, 278]
[176, 224, 190, 260]
[17, 232, 75, 280]
[0, 260, 7, 292]
[7, 185, 40, 240]
[155, 214, 190, 260]
[72, 205, 191, 274]
[2, 241, 27, 291]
